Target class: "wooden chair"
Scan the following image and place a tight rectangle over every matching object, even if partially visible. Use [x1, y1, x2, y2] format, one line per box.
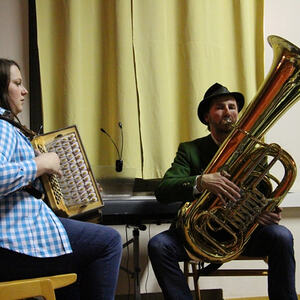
[0, 273, 77, 300]
[184, 256, 268, 300]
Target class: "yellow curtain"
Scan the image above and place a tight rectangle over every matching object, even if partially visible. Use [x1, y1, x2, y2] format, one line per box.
[36, 0, 264, 179]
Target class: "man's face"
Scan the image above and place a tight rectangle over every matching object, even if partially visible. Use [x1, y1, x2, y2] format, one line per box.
[204, 95, 239, 133]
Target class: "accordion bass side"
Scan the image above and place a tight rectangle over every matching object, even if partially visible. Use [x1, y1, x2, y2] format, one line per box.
[31, 125, 103, 218]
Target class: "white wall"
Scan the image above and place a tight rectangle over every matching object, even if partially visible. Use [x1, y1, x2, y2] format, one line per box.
[0, 0, 29, 126]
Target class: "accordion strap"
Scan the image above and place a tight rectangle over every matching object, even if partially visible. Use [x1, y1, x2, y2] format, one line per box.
[0, 113, 36, 140]
[22, 184, 45, 199]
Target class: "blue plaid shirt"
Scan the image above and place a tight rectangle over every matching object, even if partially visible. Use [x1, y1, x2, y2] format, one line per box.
[0, 108, 72, 257]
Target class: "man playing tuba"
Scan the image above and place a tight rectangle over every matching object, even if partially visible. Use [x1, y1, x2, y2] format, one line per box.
[148, 83, 297, 300]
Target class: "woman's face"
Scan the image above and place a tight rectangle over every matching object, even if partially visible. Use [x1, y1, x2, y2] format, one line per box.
[8, 65, 28, 115]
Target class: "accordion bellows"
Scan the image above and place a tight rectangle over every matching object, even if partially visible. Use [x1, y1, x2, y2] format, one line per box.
[32, 126, 103, 218]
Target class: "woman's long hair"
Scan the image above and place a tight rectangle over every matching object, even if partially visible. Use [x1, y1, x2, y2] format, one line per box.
[0, 58, 21, 119]
[0, 58, 35, 138]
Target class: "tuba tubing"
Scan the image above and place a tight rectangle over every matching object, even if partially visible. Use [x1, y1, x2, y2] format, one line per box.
[177, 35, 300, 263]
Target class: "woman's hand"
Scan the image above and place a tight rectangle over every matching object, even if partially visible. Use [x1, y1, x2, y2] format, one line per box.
[34, 152, 62, 178]
[196, 171, 241, 204]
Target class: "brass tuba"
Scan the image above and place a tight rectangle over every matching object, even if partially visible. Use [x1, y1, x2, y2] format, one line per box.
[176, 35, 300, 263]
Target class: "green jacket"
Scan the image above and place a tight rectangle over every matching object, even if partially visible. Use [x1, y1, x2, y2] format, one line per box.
[155, 134, 219, 204]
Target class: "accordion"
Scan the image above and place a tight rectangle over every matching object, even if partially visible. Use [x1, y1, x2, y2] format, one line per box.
[31, 125, 103, 218]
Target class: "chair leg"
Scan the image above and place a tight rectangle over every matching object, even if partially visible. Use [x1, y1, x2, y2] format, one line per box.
[184, 261, 202, 300]
[191, 263, 201, 300]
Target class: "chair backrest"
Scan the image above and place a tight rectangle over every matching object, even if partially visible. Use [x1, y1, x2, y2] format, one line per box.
[0, 273, 77, 300]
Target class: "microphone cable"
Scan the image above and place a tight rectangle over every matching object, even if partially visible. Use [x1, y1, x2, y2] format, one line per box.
[100, 122, 123, 172]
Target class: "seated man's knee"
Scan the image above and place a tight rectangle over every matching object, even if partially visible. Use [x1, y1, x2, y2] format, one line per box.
[148, 235, 161, 257]
[271, 225, 294, 249]
[148, 234, 169, 260]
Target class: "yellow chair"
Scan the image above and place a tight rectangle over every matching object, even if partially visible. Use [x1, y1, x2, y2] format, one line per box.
[184, 256, 268, 300]
[0, 273, 77, 300]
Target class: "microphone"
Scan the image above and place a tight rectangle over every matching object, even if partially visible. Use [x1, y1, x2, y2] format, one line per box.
[100, 122, 123, 172]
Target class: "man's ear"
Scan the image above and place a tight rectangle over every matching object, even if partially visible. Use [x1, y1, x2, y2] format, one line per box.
[204, 113, 209, 124]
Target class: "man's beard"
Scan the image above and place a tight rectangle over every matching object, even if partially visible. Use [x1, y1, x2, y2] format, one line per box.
[211, 117, 235, 134]
[221, 117, 235, 132]
[216, 125, 233, 135]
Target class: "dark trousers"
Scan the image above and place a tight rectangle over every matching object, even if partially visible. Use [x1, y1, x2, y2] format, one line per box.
[148, 224, 297, 300]
[0, 218, 122, 300]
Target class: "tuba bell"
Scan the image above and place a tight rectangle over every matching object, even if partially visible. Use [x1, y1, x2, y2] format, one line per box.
[176, 35, 300, 263]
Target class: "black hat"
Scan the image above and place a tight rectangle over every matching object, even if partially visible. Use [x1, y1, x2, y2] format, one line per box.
[197, 83, 244, 124]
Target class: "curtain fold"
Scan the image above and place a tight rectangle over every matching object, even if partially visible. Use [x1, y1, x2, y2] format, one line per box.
[36, 0, 264, 179]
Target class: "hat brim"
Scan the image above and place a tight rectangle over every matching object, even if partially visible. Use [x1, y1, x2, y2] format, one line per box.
[198, 92, 244, 125]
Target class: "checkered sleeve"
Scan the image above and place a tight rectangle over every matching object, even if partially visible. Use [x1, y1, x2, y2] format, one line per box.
[0, 120, 37, 196]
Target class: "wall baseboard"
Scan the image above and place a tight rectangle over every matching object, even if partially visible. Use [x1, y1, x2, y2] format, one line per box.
[116, 292, 300, 300]
[225, 297, 268, 300]
[115, 289, 223, 300]
[225, 296, 300, 300]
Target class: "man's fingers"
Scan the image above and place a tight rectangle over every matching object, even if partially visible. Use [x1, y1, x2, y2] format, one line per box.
[257, 211, 281, 225]
[223, 177, 240, 193]
[202, 172, 241, 203]
[217, 193, 227, 205]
